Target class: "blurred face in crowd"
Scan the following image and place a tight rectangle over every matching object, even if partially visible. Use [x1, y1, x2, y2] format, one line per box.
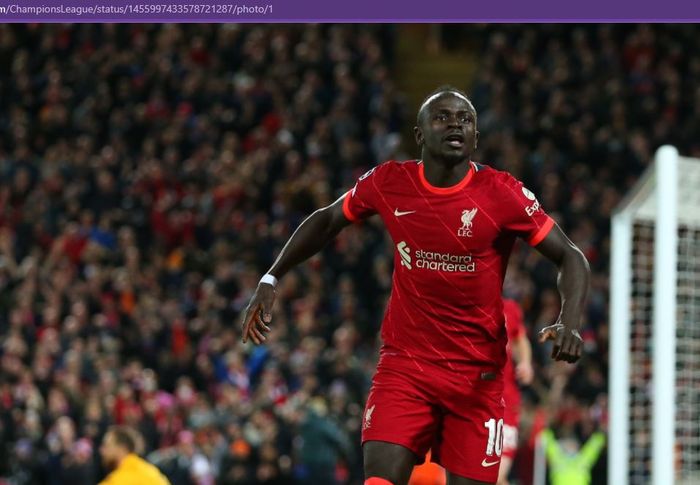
[414, 91, 479, 165]
[100, 431, 127, 469]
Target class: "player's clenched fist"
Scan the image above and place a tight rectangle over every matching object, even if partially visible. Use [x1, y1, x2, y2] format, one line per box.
[241, 283, 275, 344]
[538, 322, 583, 363]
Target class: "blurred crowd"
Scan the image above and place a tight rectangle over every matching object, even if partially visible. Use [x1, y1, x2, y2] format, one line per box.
[0, 24, 696, 484]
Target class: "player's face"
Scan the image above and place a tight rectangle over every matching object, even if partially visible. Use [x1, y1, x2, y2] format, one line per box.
[415, 93, 478, 164]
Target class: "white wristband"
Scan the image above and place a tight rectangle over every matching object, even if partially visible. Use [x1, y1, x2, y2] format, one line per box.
[260, 274, 278, 287]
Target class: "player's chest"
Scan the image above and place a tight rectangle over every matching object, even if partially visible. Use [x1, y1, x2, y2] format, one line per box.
[381, 193, 501, 251]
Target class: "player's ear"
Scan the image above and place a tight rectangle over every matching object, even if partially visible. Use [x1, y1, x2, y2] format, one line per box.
[474, 130, 479, 150]
[414, 126, 424, 147]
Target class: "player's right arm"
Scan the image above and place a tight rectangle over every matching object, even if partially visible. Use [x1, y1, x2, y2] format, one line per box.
[240, 194, 353, 344]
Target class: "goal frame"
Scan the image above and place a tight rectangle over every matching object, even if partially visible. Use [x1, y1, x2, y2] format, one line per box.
[610, 145, 679, 485]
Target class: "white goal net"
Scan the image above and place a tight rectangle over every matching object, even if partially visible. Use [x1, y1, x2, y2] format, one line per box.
[610, 146, 700, 485]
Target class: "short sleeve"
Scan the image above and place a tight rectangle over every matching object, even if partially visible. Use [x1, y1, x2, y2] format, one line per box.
[342, 165, 383, 222]
[498, 173, 554, 246]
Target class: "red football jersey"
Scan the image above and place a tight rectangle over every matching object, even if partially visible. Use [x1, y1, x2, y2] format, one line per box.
[343, 160, 553, 372]
[503, 298, 526, 410]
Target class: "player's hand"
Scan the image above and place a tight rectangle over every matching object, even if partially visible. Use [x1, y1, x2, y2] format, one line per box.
[538, 323, 583, 363]
[515, 361, 534, 385]
[240, 282, 275, 344]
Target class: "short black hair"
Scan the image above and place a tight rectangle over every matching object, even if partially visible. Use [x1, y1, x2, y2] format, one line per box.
[417, 85, 474, 125]
[107, 426, 142, 454]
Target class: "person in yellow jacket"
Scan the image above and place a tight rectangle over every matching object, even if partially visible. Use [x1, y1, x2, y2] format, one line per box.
[99, 426, 171, 485]
[540, 428, 606, 485]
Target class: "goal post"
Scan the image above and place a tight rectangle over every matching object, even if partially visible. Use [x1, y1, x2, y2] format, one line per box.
[610, 145, 700, 485]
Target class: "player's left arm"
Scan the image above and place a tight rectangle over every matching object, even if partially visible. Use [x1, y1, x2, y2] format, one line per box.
[533, 224, 590, 363]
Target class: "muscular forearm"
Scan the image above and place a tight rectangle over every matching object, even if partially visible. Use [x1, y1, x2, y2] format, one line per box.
[535, 226, 589, 362]
[242, 197, 351, 344]
[557, 247, 590, 330]
[268, 205, 347, 279]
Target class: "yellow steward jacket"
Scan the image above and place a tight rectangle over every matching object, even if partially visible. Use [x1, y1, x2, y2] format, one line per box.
[99, 454, 171, 485]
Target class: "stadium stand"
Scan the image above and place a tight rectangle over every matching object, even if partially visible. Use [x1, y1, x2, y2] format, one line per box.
[1, 24, 698, 484]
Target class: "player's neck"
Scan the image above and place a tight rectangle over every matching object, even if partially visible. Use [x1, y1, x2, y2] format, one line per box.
[421, 159, 472, 188]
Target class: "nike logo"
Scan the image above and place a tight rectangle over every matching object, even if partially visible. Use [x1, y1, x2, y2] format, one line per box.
[481, 459, 500, 468]
[394, 209, 416, 217]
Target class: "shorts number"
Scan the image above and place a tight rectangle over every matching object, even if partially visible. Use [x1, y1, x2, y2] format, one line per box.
[483, 418, 504, 456]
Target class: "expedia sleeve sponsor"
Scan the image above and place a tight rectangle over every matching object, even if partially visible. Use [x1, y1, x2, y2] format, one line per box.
[496, 172, 553, 244]
[524, 197, 541, 216]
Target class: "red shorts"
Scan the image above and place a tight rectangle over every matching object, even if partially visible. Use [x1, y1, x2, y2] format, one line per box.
[502, 382, 521, 459]
[361, 360, 505, 483]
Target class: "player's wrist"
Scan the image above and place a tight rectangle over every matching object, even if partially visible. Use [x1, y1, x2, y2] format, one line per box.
[260, 273, 278, 287]
[561, 325, 581, 335]
[555, 317, 581, 333]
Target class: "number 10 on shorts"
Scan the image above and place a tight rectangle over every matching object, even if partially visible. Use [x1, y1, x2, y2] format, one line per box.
[483, 418, 504, 456]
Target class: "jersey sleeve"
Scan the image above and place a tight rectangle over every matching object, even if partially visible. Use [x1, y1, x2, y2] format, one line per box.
[497, 172, 555, 246]
[342, 164, 384, 222]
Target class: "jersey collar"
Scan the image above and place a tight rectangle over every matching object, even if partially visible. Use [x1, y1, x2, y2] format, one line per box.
[418, 160, 475, 195]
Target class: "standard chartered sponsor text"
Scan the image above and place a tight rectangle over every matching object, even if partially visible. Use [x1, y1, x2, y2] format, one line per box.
[5, 3, 273, 16]
[414, 249, 476, 272]
[397, 241, 476, 273]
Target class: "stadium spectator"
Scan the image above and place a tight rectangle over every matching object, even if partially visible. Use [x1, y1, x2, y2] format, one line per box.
[540, 428, 606, 485]
[99, 426, 170, 485]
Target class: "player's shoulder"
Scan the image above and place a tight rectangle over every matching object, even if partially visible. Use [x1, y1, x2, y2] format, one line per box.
[473, 162, 519, 186]
[473, 163, 533, 201]
[383, 159, 421, 172]
[359, 159, 419, 181]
